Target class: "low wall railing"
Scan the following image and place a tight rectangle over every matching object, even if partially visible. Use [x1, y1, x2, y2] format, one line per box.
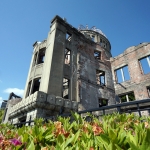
[12, 98, 150, 127]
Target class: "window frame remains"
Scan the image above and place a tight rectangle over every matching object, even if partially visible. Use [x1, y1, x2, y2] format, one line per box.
[147, 86, 150, 98]
[37, 48, 46, 64]
[94, 50, 101, 60]
[99, 98, 108, 107]
[62, 78, 70, 99]
[91, 35, 95, 42]
[26, 80, 32, 98]
[96, 70, 105, 86]
[115, 65, 130, 83]
[31, 78, 41, 94]
[32, 52, 38, 67]
[66, 32, 72, 42]
[118, 91, 135, 103]
[64, 48, 71, 65]
[139, 55, 150, 74]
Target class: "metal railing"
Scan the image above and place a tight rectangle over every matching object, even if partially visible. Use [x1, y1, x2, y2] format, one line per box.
[78, 98, 150, 117]
[12, 98, 150, 127]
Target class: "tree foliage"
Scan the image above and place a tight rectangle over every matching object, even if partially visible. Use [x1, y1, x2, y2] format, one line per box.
[0, 109, 4, 123]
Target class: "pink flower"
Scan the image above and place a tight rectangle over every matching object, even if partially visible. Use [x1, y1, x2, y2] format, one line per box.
[10, 138, 22, 146]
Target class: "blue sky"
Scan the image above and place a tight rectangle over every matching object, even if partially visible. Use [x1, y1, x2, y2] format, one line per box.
[0, 0, 150, 104]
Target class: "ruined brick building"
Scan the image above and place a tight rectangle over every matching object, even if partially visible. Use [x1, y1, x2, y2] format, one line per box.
[2, 15, 150, 124]
[111, 43, 150, 103]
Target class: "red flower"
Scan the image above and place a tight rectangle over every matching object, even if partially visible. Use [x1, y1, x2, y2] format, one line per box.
[92, 123, 104, 135]
[0, 134, 4, 144]
[54, 121, 70, 138]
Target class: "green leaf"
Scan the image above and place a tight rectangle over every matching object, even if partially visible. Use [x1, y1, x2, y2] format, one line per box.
[117, 129, 127, 145]
[34, 125, 39, 135]
[140, 128, 150, 150]
[71, 112, 79, 122]
[100, 134, 110, 144]
[115, 144, 124, 150]
[22, 132, 29, 142]
[108, 128, 118, 143]
[96, 135, 109, 149]
[128, 141, 140, 150]
[45, 134, 54, 139]
[108, 141, 116, 150]
[27, 141, 35, 150]
[128, 133, 137, 146]
[57, 134, 65, 144]
[64, 130, 80, 148]
[56, 143, 63, 150]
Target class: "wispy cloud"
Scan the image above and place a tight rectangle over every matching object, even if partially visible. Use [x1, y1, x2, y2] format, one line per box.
[3, 88, 24, 96]
[0, 80, 2, 83]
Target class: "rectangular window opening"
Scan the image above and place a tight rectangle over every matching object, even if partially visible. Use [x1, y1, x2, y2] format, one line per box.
[91, 36, 95, 42]
[62, 78, 70, 99]
[99, 98, 108, 107]
[115, 65, 130, 83]
[147, 86, 150, 98]
[26, 81, 32, 98]
[18, 116, 27, 127]
[94, 50, 101, 60]
[103, 41, 106, 48]
[96, 70, 105, 86]
[31, 78, 41, 94]
[100, 39, 102, 46]
[66, 32, 72, 41]
[119, 91, 135, 103]
[139, 56, 150, 74]
[33, 52, 38, 67]
[65, 48, 71, 65]
[37, 48, 46, 64]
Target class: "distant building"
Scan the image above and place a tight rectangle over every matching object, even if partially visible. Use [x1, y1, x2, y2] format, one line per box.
[1, 100, 7, 109]
[3, 15, 150, 124]
[2, 98, 21, 123]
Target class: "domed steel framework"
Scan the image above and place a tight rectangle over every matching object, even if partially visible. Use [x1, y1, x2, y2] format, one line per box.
[78, 25, 107, 37]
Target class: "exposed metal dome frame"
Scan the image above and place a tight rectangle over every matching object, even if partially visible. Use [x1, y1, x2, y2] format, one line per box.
[78, 25, 107, 38]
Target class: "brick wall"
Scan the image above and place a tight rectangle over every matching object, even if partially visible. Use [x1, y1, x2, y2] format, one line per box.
[111, 43, 150, 101]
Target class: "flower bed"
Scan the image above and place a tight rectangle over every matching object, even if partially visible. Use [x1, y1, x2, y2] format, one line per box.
[0, 113, 150, 150]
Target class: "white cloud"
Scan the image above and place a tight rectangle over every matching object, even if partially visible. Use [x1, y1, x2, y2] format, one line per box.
[4, 88, 24, 96]
[0, 97, 3, 106]
[0, 97, 2, 102]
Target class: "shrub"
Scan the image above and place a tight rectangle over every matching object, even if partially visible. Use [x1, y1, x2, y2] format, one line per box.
[0, 113, 150, 150]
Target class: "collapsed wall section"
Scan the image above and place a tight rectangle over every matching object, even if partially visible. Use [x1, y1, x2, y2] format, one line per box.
[111, 43, 150, 104]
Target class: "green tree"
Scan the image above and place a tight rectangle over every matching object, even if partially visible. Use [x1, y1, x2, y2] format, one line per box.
[0, 109, 4, 123]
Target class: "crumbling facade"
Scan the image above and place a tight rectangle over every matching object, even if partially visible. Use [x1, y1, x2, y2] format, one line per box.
[3, 15, 115, 124]
[111, 43, 150, 115]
